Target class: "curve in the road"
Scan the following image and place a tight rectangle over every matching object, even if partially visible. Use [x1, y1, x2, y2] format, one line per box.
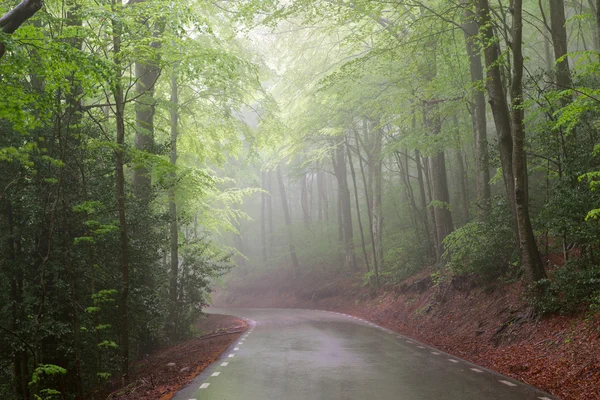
[173, 308, 556, 400]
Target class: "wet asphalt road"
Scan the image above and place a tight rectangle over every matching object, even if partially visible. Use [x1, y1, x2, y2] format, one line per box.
[172, 308, 555, 400]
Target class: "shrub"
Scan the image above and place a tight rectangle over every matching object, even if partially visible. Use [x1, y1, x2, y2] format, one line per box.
[442, 199, 515, 279]
[533, 260, 600, 315]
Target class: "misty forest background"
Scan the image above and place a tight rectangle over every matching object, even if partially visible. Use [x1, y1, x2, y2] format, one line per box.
[1, 0, 600, 398]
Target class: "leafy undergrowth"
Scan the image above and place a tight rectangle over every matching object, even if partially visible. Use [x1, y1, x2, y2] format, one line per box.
[214, 270, 600, 400]
[105, 314, 246, 400]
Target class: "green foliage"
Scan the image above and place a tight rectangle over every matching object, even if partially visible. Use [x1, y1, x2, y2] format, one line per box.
[381, 231, 426, 283]
[443, 200, 515, 279]
[533, 261, 600, 315]
[30, 364, 67, 400]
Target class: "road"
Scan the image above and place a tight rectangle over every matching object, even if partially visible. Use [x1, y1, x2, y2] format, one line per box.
[173, 308, 555, 400]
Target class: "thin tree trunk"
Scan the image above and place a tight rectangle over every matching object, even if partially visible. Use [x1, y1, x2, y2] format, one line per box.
[261, 171, 267, 262]
[333, 138, 358, 271]
[112, 4, 130, 380]
[596, 0, 600, 52]
[316, 162, 329, 221]
[167, 72, 179, 338]
[266, 170, 273, 256]
[415, 150, 435, 260]
[346, 137, 371, 273]
[301, 172, 311, 227]
[277, 165, 300, 272]
[355, 129, 380, 285]
[372, 124, 384, 271]
[456, 148, 469, 223]
[423, 156, 440, 254]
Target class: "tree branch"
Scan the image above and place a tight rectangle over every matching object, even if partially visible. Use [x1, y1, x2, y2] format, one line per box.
[0, 0, 44, 59]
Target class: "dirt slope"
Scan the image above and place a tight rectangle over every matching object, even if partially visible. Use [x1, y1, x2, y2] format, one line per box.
[106, 314, 246, 400]
[214, 270, 600, 400]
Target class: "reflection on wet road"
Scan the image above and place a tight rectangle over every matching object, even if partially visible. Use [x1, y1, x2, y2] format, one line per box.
[172, 308, 555, 400]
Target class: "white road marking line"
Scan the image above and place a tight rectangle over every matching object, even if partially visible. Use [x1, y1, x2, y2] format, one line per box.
[499, 380, 517, 387]
[431, 352, 440, 355]
[199, 383, 210, 389]
[228, 354, 235, 358]
[417, 346, 425, 349]
[539, 397, 553, 400]
[448, 359, 459, 363]
[211, 372, 220, 377]
[221, 362, 229, 366]
[234, 347, 239, 350]
[470, 368, 483, 373]
[406, 340, 413, 344]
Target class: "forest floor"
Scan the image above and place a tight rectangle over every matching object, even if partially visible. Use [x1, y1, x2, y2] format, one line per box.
[105, 314, 246, 400]
[214, 270, 600, 400]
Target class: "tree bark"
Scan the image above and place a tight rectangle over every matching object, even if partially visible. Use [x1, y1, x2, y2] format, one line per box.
[261, 171, 267, 262]
[423, 156, 440, 254]
[346, 137, 371, 273]
[415, 150, 435, 260]
[266, 170, 273, 255]
[0, 0, 43, 59]
[332, 137, 358, 271]
[423, 105, 454, 258]
[277, 165, 300, 272]
[462, 0, 491, 220]
[476, 0, 518, 232]
[549, 0, 572, 90]
[301, 172, 311, 227]
[511, 0, 547, 283]
[112, 4, 130, 381]
[372, 124, 384, 271]
[355, 129, 380, 285]
[167, 72, 179, 339]
[131, 0, 161, 199]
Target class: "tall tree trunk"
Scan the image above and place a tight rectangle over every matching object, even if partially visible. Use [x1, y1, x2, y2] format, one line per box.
[372, 125, 384, 271]
[131, 0, 160, 199]
[266, 170, 273, 255]
[423, 156, 440, 254]
[6, 201, 28, 399]
[355, 129, 380, 285]
[167, 72, 179, 339]
[395, 151, 419, 240]
[112, 4, 130, 381]
[424, 106, 454, 258]
[596, 0, 600, 52]
[415, 150, 435, 260]
[316, 162, 329, 221]
[549, 0, 573, 90]
[476, 0, 518, 233]
[301, 172, 311, 227]
[332, 137, 358, 271]
[346, 138, 371, 273]
[511, 0, 548, 283]
[261, 171, 267, 262]
[276, 165, 300, 272]
[462, 0, 491, 220]
[456, 145, 470, 223]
